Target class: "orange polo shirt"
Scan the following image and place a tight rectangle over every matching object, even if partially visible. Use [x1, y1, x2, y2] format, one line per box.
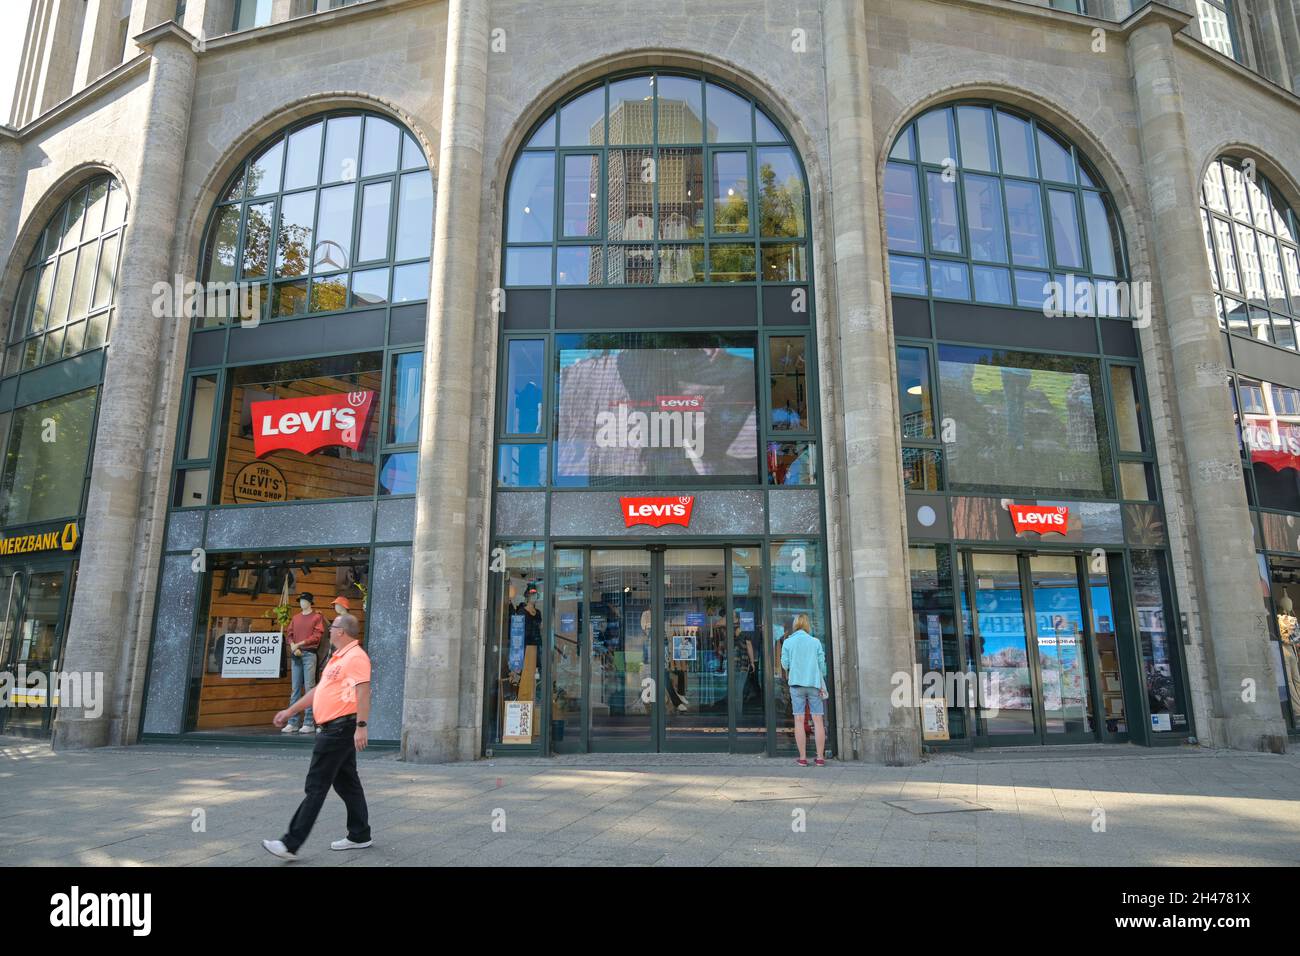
[312, 640, 370, 724]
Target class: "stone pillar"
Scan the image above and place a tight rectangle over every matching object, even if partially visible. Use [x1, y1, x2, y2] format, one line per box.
[822, 0, 920, 764]
[400, 0, 488, 763]
[1126, 8, 1288, 751]
[52, 23, 197, 750]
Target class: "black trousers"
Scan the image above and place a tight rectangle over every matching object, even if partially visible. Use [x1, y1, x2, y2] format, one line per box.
[282, 716, 371, 853]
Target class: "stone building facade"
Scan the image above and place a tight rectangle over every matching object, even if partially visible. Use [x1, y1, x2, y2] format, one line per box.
[1, 0, 1298, 763]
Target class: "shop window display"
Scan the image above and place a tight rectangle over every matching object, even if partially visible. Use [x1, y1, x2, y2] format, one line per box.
[486, 542, 545, 746]
[188, 549, 368, 735]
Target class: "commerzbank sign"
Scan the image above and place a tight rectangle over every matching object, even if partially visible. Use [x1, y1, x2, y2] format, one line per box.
[0, 521, 80, 556]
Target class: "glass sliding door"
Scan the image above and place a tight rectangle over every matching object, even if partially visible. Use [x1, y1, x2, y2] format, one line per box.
[1028, 554, 1093, 738]
[662, 547, 727, 745]
[730, 546, 766, 746]
[968, 552, 1036, 738]
[588, 549, 654, 749]
[2, 568, 69, 735]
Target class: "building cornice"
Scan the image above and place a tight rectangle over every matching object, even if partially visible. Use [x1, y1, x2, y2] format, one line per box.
[1114, 1, 1195, 36]
[133, 20, 198, 53]
[12, 55, 151, 141]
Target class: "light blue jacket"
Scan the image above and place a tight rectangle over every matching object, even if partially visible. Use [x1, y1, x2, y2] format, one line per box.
[781, 629, 826, 689]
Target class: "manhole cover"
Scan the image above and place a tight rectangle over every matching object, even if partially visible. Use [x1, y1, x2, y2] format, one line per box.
[883, 798, 991, 815]
[719, 782, 808, 802]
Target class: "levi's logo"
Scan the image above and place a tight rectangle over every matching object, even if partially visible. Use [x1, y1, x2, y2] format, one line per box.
[621, 495, 695, 528]
[251, 390, 375, 458]
[1008, 504, 1069, 534]
[657, 395, 704, 410]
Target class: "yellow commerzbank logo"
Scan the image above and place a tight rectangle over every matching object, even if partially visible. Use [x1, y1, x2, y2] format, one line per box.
[0, 521, 79, 556]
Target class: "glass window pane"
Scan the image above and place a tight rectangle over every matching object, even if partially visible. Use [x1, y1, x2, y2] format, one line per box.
[606, 245, 655, 284]
[1005, 180, 1048, 267]
[770, 539, 827, 751]
[504, 339, 544, 435]
[956, 105, 997, 172]
[1235, 223, 1265, 305]
[61, 187, 88, 248]
[884, 162, 922, 253]
[997, 111, 1037, 177]
[43, 324, 65, 362]
[889, 125, 914, 161]
[62, 321, 86, 357]
[757, 147, 805, 238]
[0, 388, 97, 526]
[361, 115, 401, 177]
[313, 184, 355, 273]
[963, 173, 1007, 262]
[68, 244, 96, 322]
[1222, 162, 1251, 222]
[173, 468, 209, 508]
[401, 132, 426, 171]
[185, 374, 219, 460]
[507, 152, 555, 243]
[353, 181, 393, 264]
[708, 243, 755, 282]
[104, 180, 127, 227]
[657, 147, 704, 238]
[505, 247, 552, 285]
[559, 87, 605, 147]
[82, 180, 109, 237]
[379, 452, 418, 495]
[275, 191, 315, 278]
[1283, 245, 1300, 313]
[9, 271, 36, 343]
[205, 206, 240, 284]
[91, 231, 119, 312]
[770, 336, 809, 432]
[606, 148, 653, 240]
[241, 201, 274, 279]
[760, 243, 806, 282]
[972, 265, 1012, 304]
[30, 264, 54, 334]
[705, 82, 751, 142]
[767, 441, 817, 484]
[556, 245, 602, 285]
[48, 252, 75, 328]
[654, 75, 703, 144]
[392, 260, 429, 302]
[902, 447, 943, 491]
[350, 267, 389, 306]
[929, 260, 969, 299]
[1083, 191, 1120, 277]
[1048, 189, 1083, 269]
[712, 152, 750, 235]
[497, 444, 547, 487]
[1036, 128, 1074, 183]
[246, 138, 284, 197]
[1013, 269, 1049, 308]
[273, 280, 307, 316]
[525, 115, 556, 148]
[657, 245, 704, 283]
[1214, 217, 1240, 293]
[321, 115, 362, 184]
[283, 121, 323, 191]
[755, 107, 784, 142]
[395, 170, 434, 261]
[608, 74, 654, 145]
[562, 154, 600, 238]
[897, 346, 934, 439]
[916, 107, 955, 165]
[889, 254, 927, 294]
[309, 274, 347, 312]
[925, 171, 961, 254]
[1109, 365, 1145, 453]
[1259, 234, 1288, 312]
[389, 351, 422, 445]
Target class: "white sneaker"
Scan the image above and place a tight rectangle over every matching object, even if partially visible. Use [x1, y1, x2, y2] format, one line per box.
[262, 839, 298, 861]
[299, 724, 314, 734]
[280, 725, 297, 734]
[331, 837, 373, 851]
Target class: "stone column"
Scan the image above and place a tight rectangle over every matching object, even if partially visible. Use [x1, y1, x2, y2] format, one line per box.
[822, 0, 920, 764]
[1127, 8, 1288, 751]
[52, 23, 197, 750]
[400, 0, 488, 763]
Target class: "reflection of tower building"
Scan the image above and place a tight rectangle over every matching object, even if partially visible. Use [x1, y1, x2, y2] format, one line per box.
[1065, 376, 1094, 451]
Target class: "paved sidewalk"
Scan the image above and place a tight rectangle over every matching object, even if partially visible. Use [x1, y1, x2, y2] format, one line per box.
[2, 737, 1298, 866]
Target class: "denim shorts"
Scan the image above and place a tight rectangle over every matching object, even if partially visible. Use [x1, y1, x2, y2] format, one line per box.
[790, 685, 824, 717]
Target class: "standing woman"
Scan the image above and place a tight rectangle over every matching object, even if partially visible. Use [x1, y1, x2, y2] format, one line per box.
[780, 613, 827, 766]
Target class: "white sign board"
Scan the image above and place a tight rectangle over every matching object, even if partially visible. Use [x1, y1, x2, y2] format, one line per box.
[221, 631, 283, 678]
[502, 700, 534, 743]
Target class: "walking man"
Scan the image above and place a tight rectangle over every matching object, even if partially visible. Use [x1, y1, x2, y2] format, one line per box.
[263, 613, 372, 860]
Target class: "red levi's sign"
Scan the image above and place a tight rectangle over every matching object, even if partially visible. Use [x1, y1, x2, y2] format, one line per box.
[1008, 504, 1069, 535]
[251, 391, 375, 458]
[621, 495, 695, 528]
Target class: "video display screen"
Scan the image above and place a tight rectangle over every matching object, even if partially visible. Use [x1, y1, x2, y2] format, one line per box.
[938, 345, 1112, 498]
[555, 333, 759, 485]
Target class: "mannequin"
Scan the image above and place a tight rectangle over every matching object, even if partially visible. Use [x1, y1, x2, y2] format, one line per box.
[1279, 590, 1300, 722]
[282, 592, 323, 734]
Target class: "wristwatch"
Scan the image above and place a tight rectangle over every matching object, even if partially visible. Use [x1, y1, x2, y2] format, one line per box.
[356, 721, 367, 728]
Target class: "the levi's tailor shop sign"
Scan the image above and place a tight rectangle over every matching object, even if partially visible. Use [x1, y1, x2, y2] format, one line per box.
[251, 390, 375, 458]
[621, 495, 695, 528]
[1008, 504, 1069, 535]
[232, 461, 288, 503]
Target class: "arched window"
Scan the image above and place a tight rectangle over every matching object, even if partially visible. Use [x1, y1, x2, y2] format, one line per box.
[503, 72, 808, 287]
[1200, 157, 1300, 349]
[5, 174, 126, 376]
[200, 110, 432, 327]
[885, 102, 1126, 313]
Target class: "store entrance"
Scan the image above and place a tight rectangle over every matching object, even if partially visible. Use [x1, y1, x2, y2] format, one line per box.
[961, 550, 1142, 746]
[552, 544, 772, 754]
[0, 561, 77, 737]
